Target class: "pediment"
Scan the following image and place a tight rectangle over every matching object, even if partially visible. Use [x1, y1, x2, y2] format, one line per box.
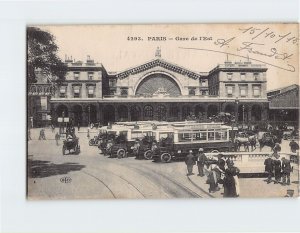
[116, 58, 201, 80]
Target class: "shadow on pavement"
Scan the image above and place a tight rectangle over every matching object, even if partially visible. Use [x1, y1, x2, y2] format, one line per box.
[28, 159, 85, 178]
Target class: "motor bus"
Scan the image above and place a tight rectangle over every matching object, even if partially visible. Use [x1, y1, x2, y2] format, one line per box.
[150, 123, 234, 162]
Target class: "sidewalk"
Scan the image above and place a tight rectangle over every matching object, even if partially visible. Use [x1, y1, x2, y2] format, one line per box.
[188, 169, 299, 198]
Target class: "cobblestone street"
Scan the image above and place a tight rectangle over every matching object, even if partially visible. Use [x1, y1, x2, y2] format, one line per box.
[27, 127, 299, 199]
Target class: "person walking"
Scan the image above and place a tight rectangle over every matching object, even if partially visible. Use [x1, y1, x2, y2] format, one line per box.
[185, 150, 196, 176]
[272, 152, 282, 184]
[39, 128, 46, 140]
[55, 132, 60, 146]
[264, 154, 273, 184]
[77, 122, 80, 132]
[87, 128, 90, 139]
[281, 157, 292, 185]
[220, 160, 240, 197]
[289, 139, 299, 153]
[196, 148, 206, 177]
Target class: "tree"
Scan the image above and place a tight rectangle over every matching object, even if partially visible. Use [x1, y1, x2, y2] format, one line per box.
[27, 27, 67, 84]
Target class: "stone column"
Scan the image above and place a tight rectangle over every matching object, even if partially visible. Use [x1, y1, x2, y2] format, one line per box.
[114, 105, 119, 122]
[81, 83, 87, 98]
[127, 104, 131, 121]
[96, 82, 102, 98]
[262, 103, 268, 121]
[248, 84, 252, 98]
[67, 83, 72, 98]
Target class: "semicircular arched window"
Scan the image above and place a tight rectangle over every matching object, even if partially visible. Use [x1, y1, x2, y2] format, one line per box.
[135, 73, 181, 96]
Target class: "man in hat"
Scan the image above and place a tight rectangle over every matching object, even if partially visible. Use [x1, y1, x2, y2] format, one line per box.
[281, 157, 292, 185]
[185, 150, 196, 176]
[196, 148, 207, 177]
[264, 154, 274, 184]
[289, 139, 299, 153]
[272, 153, 282, 184]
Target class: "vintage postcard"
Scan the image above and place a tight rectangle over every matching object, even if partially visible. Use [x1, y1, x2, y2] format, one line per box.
[27, 24, 299, 199]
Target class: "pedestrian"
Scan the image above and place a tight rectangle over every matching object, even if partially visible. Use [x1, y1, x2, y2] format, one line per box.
[264, 154, 273, 184]
[55, 132, 60, 146]
[204, 154, 221, 193]
[77, 122, 80, 132]
[196, 148, 207, 177]
[217, 153, 226, 172]
[220, 160, 240, 197]
[87, 128, 90, 139]
[51, 124, 55, 133]
[289, 139, 299, 153]
[185, 150, 196, 176]
[281, 157, 292, 185]
[39, 128, 46, 140]
[272, 152, 282, 184]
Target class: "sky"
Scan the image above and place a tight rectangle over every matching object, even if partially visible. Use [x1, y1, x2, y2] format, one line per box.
[38, 24, 299, 91]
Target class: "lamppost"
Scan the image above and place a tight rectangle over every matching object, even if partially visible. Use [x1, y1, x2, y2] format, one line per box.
[62, 111, 65, 134]
[242, 104, 245, 128]
[235, 97, 239, 124]
[88, 105, 91, 126]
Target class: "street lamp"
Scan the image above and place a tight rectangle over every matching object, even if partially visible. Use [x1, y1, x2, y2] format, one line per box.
[88, 105, 91, 126]
[242, 104, 245, 128]
[62, 111, 65, 134]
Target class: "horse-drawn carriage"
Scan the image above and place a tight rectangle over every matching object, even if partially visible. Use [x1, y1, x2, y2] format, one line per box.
[62, 136, 80, 155]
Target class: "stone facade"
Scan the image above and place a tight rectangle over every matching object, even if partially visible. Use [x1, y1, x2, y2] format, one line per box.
[50, 56, 270, 126]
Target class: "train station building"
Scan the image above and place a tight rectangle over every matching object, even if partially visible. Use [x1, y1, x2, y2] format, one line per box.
[49, 51, 270, 126]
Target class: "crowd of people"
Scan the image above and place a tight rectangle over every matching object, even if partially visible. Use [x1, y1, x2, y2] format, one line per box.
[264, 148, 293, 186]
[185, 148, 240, 198]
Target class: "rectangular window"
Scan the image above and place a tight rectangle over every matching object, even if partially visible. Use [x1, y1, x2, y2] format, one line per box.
[188, 88, 196, 96]
[215, 131, 221, 140]
[88, 86, 94, 98]
[88, 72, 94, 80]
[253, 86, 261, 97]
[178, 133, 192, 142]
[60, 86, 66, 98]
[227, 73, 232, 80]
[240, 86, 247, 97]
[73, 86, 80, 98]
[201, 80, 207, 86]
[109, 79, 116, 87]
[254, 73, 259, 80]
[195, 131, 207, 141]
[240, 89, 246, 97]
[201, 90, 207, 96]
[227, 86, 233, 96]
[221, 131, 228, 140]
[120, 88, 128, 96]
[74, 72, 80, 80]
[208, 132, 214, 141]
[40, 96, 47, 111]
[241, 73, 246, 81]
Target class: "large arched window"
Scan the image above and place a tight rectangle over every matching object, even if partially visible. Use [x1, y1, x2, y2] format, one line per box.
[136, 73, 181, 96]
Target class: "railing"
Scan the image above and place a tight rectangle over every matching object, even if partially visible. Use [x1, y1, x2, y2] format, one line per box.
[205, 151, 299, 173]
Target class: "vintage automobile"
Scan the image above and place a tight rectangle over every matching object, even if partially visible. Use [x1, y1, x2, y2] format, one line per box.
[151, 123, 235, 162]
[109, 126, 155, 158]
[62, 136, 80, 155]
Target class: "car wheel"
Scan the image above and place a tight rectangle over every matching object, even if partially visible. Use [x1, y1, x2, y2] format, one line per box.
[89, 139, 94, 146]
[117, 148, 126, 159]
[144, 150, 153, 160]
[160, 153, 171, 163]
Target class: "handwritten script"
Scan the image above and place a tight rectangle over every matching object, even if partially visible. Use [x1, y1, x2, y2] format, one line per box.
[180, 25, 298, 72]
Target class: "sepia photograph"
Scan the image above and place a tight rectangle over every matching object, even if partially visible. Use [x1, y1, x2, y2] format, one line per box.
[27, 24, 299, 199]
